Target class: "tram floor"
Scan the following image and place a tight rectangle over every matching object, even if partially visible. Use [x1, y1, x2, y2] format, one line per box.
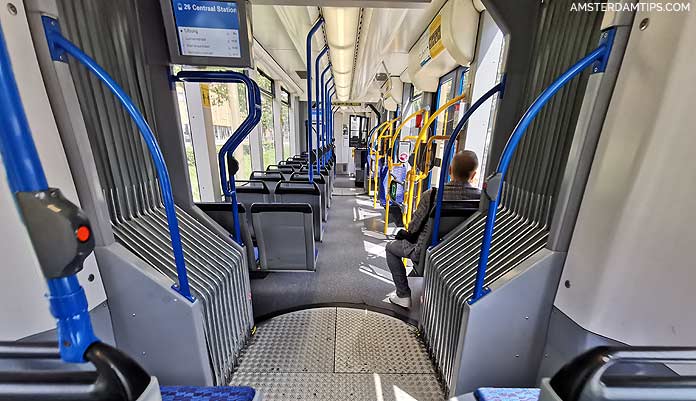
[229, 307, 445, 401]
[249, 175, 424, 323]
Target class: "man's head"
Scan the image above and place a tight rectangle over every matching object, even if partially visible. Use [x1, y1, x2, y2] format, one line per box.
[450, 150, 479, 183]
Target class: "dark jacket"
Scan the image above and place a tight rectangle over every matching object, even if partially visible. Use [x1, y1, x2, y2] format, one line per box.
[403, 181, 480, 258]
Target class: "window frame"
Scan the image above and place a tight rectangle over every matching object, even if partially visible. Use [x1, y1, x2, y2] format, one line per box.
[257, 69, 275, 97]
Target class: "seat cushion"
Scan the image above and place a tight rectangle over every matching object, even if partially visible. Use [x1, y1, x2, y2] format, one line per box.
[474, 388, 540, 401]
[160, 386, 256, 401]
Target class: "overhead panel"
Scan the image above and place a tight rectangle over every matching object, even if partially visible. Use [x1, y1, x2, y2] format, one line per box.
[408, 0, 480, 91]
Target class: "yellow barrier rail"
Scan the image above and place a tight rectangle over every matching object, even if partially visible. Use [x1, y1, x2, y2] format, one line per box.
[372, 118, 399, 208]
[403, 94, 466, 226]
[383, 109, 428, 234]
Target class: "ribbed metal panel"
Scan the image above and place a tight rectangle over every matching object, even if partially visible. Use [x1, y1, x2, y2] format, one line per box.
[57, 0, 251, 384]
[420, 0, 605, 392]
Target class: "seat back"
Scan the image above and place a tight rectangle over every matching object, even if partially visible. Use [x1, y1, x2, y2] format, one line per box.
[196, 202, 257, 270]
[251, 203, 316, 271]
[266, 165, 293, 180]
[249, 171, 284, 196]
[290, 173, 328, 220]
[414, 200, 480, 275]
[234, 180, 271, 238]
[275, 181, 323, 241]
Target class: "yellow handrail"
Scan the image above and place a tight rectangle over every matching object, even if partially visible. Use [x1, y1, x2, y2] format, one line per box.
[403, 93, 466, 226]
[384, 109, 428, 233]
[372, 118, 399, 208]
[368, 121, 390, 198]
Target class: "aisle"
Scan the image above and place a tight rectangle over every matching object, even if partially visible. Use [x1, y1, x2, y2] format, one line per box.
[229, 307, 444, 401]
[249, 175, 423, 322]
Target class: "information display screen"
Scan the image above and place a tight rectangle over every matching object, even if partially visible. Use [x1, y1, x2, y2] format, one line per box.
[172, 1, 242, 58]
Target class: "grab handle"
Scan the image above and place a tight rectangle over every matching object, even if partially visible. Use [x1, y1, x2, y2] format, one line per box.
[549, 346, 696, 401]
[431, 80, 505, 247]
[470, 28, 616, 303]
[174, 70, 262, 243]
[44, 17, 194, 302]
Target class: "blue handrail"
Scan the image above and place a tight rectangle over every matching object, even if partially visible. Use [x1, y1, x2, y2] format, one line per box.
[470, 29, 615, 304]
[319, 65, 331, 168]
[431, 80, 506, 247]
[323, 76, 334, 166]
[2, 21, 98, 363]
[306, 17, 325, 182]
[314, 48, 329, 174]
[44, 19, 194, 302]
[174, 70, 261, 244]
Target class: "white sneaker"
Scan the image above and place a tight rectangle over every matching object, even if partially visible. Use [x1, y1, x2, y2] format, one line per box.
[389, 293, 411, 309]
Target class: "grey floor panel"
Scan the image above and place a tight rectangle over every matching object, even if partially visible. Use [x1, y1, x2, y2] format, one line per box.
[231, 307, 444, 400]
[230, 372, 445, 401]
[335, 309, 435, 374]
[235, 308, 336, 373]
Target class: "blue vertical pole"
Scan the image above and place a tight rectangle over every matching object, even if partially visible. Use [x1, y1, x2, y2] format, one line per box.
[0, 25, 98, 363]
[314, 47, 329, 174]
[306, 17, 324, 182]
[323, 76, 334, 167]
[319, 65, 331, 168]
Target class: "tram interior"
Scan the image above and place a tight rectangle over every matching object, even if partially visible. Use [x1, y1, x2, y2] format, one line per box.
[1, 0, 695, 400]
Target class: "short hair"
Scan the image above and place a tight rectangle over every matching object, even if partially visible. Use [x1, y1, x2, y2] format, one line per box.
[451, 150, 479, 180]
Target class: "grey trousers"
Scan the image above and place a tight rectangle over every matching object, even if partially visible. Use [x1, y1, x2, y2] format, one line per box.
[385, 239, 417, 297]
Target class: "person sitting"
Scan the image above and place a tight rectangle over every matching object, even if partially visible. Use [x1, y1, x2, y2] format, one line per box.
[386, 150, 481, 309]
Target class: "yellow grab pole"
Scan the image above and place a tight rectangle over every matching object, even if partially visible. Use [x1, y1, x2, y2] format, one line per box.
[383, 109, 427, 234]
[368, 121, 389, 197]
[373, 119, 398, 208]
[403, 94, 466, 225]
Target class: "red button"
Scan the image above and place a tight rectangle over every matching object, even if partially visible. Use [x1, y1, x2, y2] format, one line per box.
[76, 226, 91, 243]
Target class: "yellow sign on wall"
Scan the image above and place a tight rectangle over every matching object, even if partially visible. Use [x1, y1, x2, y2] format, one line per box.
[200, 84, 211, 108]
[428, 14, 444, 59]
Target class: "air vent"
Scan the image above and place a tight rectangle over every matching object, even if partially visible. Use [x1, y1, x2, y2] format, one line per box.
[375, 72, 388, 82]
[296, 70, 307, 80]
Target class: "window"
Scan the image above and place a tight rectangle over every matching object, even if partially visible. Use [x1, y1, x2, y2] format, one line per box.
[208, 82, 253, 183]
[257, 70, 276, 168]
[402, 84, 424, 138]
[349, 115, 369, 145]
[280, 88, 291, 159]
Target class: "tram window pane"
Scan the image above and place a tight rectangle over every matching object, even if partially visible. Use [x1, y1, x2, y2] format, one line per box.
[281, 101, 291, 159]
[175, 82, 200, 202]
[209, 83, 253, 184]
[260, 92, 276, 168]
[257, 70, 274, 95]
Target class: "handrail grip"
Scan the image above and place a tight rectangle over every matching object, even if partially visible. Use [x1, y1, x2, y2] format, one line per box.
[174, 70, 261, 244]
[1, 22, 100, 362]
[45, 25, 195, 302]
[306, 17, 325, 182]
[470, 33, 614, 304]
[431, 81, 505, 246]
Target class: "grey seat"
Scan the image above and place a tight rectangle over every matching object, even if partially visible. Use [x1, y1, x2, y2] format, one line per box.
[289, 173, 328, 222]
[235, 180, 271, 239]
[274, 181, 323, 241]
[195, 202, 257, 271]
[249, 171, 284, 196]
[266, 164, 295, 181]
[251, 203, 316, 271]
[413, 200, 480, 276]
[301, 165, 333, 205]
